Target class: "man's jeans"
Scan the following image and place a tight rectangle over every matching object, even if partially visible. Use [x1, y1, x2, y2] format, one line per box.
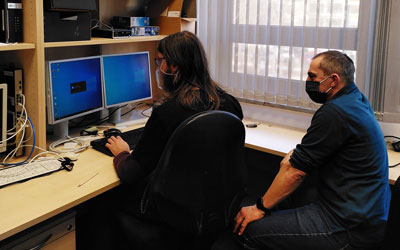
[237, 203, 354, 250]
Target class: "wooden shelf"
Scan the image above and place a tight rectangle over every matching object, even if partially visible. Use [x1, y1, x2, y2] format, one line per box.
[44, 36, 167, 48]
[0, 43, 35, 51]
[2, 0, 172, 158]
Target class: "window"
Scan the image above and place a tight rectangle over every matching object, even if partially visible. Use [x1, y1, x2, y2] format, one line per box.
[198, 0, 375, 111]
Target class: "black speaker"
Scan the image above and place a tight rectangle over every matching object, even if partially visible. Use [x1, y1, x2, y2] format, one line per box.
[0, 0, 23, 43]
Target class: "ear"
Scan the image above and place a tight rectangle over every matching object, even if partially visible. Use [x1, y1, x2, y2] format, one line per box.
[331, 73, 341, 87]
[170, 64, 179, 73]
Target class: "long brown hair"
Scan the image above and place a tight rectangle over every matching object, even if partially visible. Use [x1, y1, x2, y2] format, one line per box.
[157, 31, 224, 110]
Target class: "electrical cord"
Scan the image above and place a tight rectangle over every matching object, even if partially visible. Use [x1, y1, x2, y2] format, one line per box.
[2, 95, 28, 144]
[2, 145, 47, 164]
[384, 136, 400, 140]
[69, 104, 128, 129]
[140, 104, 153, 118]
[384, 135, 400, 153]
[6, 94, 26, 134]
[49, 136, 91, 154]
[2, 95, 30, 162]
[385, 136, 400, 167]
[121, 102, 145, 117]
[389, 163, 400, 168]
[7, 120, 25, 161]
[0, 116, 36, 167]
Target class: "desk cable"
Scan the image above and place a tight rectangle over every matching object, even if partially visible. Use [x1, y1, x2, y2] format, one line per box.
[384, 136, 400, 168]
[49, 136, 91, 154]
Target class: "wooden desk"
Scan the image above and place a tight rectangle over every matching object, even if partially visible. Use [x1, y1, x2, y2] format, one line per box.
[243, 120, 400, 184]
[0, 148, 119, 241]
[1, 120, 399, 242]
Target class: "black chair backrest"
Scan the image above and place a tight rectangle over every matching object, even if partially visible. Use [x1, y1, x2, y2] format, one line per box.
[382, 176, 400, 250]
[143, 110, 247, 236]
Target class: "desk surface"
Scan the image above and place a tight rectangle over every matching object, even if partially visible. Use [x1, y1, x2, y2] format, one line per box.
[1, 121, 400, 241]
[243, 120, 400, 185]
[0, 147, 120, 241]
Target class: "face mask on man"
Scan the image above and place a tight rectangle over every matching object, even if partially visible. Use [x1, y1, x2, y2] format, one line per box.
[305, 75, 333, 104]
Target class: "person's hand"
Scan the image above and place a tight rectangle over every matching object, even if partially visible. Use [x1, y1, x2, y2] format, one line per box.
[105, 136, 130, 156]
[234, 205, 265, 236]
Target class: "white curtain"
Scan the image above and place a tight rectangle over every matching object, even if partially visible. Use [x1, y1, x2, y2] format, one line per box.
[198, 0, 375, 111]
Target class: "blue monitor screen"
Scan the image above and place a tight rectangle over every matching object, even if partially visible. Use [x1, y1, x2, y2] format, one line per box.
[102, 52, 152, 107]
[49, 57, 103, 123]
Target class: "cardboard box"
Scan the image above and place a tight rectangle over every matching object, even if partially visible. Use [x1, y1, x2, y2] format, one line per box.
[155, 0, 196, 35]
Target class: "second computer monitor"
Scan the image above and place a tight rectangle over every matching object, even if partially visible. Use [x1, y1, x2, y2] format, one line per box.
[102, 51, 152, 108]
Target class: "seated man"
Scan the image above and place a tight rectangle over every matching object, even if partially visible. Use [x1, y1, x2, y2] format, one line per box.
[233, 51, 390, 250]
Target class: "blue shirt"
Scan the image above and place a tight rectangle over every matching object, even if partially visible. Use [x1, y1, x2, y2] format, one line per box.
[290, 82, 391, 246]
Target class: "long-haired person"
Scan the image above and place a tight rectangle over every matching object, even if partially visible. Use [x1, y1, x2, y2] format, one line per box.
[98, 31, 243, 249]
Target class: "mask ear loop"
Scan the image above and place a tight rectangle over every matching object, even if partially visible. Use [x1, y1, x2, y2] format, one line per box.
[320, 75, 334, 93]
[159, 60, 177, 76]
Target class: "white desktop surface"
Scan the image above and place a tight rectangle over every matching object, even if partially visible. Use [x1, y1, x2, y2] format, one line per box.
[243, 119, 400, 184]
[244, 121, 305, 157]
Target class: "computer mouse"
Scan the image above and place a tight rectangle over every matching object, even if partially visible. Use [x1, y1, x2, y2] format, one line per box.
[104, 128, 122, 139]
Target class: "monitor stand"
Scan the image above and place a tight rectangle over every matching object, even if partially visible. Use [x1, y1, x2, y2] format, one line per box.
[109, 107, 148, 128]
[53, 121, 69, 139]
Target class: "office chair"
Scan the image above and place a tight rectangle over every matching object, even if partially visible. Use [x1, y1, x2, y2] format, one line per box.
[381, 176, 400, 250]
[134, 110, 247, 249]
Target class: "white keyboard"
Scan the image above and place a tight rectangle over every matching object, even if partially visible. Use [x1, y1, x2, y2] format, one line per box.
[0, 159, 62, 188]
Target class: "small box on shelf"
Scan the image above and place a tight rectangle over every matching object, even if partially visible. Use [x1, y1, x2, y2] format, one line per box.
[154, 0, 196, 35]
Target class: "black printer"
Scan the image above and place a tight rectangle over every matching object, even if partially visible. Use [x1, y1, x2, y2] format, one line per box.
[44, 0, 97, 42]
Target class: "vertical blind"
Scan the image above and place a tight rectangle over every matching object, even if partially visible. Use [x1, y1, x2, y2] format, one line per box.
[198, 0, 364, 110]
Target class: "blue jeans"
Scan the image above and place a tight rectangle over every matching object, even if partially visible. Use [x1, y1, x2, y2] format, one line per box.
[237, 203, 354, 250]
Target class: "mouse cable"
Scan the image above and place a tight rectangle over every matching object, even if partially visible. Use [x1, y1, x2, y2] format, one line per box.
[49, 136, 91, 154]
[1, 145, 63, 170]
[28, 151, 65, 165]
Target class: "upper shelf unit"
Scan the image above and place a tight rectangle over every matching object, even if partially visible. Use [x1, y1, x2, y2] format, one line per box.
[44, 35, 167, 48]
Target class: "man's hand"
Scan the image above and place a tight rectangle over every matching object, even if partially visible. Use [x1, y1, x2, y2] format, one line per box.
[105, 136, 130, 156]
[234, 205, 265, 236]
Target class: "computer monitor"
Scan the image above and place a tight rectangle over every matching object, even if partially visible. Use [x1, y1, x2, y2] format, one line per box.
[46, 56, 104, 138]
[102, 51, 152, 125]
[0, 83, 7, 153]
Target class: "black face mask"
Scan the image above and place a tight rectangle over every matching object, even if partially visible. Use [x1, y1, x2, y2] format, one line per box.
[305, 76, 332, 104]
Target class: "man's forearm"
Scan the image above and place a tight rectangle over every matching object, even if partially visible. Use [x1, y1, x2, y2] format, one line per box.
[262, 154, 306, 209]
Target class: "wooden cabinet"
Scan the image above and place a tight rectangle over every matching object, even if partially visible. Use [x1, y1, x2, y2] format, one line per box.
[0, 0, 167, 153]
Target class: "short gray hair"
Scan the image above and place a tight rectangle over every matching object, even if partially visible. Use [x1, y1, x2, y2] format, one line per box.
[313, 50, 355, 85]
